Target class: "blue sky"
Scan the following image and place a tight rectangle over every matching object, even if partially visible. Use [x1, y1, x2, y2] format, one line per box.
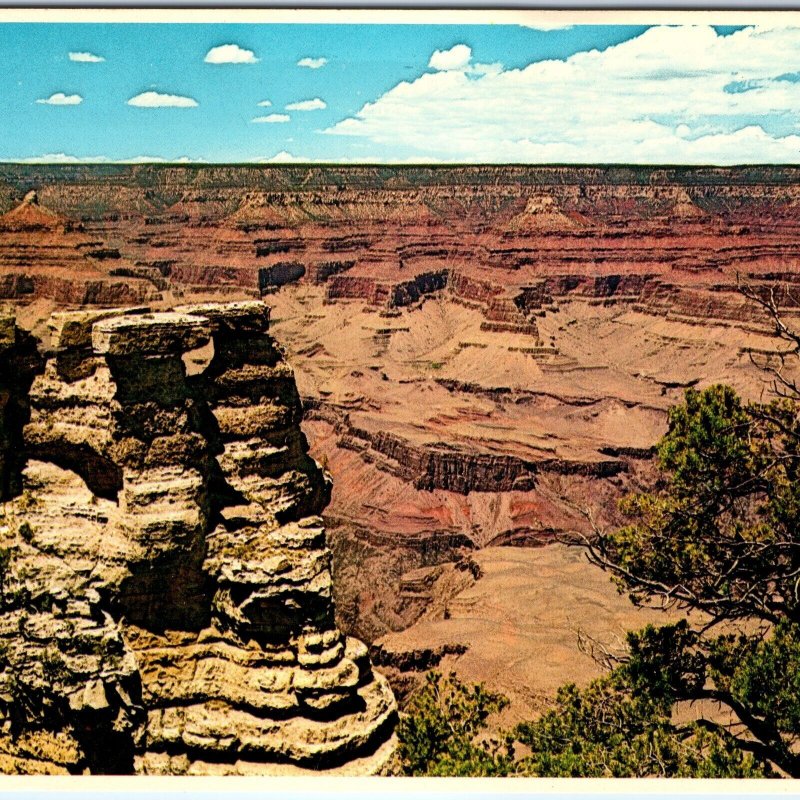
[1, 21, 798, 164]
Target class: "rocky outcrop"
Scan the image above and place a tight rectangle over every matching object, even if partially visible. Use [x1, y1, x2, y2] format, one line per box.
[449, 272, 504, 306]
[665, 188, 708, 220]
[326, 275, 386, 305]
[0, 194, 161, 305]
[506, 193, 587, 232]
[259, 261, 306, 292]
[307, 260, 356, 284]
[322, 235, 371, 253]
[635, 279, 800, 324]
[0, 312, 42, 501]
[390, 271, 448, 307]
[326, 270, 448, 308]
[255, 240, 305, 257]
[481, 293, 541, 338]
[331, 413, 625, 494]
[0, 190, 68, 233]
[0, 302, 396, 775]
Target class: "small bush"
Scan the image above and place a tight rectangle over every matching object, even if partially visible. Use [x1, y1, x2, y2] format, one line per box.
[17, 522, 33, 543]
[41, 649, 70, 685]
[397, 671, 513, 776]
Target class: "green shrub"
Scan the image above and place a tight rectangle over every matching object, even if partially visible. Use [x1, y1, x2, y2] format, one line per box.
[397, 671, 513, 776]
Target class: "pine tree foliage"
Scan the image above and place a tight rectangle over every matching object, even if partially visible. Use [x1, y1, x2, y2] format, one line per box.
[397, 671, 513, 776]
[398, 382, 800, 777]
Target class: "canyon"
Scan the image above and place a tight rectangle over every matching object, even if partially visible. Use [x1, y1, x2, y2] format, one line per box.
[1, 164, 800, 753]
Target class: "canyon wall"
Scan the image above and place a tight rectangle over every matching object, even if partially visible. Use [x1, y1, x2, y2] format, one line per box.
[3, 163, 800, 661]
[0, 302, 396, 775]
[329, 410, 624, 494]
[4, 165, 800, 332]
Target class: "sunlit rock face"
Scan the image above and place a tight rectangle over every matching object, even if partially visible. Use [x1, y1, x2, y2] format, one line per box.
[0, 302, 396, 776]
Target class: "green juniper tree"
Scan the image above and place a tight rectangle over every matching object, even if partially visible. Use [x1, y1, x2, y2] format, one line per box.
[397, 670, 513, 776]
[555, 382, 800, 777]
[399, 289, 800, 777]
[399, 384, 800, 777]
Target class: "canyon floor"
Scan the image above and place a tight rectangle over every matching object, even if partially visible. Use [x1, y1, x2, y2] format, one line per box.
[2, 164, 800, 728]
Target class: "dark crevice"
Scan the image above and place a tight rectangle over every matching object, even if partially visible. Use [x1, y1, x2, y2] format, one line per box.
[0, 326, 44, 501]
[26, 442, 123, 501]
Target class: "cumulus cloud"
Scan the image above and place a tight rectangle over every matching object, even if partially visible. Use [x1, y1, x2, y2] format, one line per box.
[120, 155, 204, 164]
[3, 153, 204, 164]
[36, 92, 83, 105]
[257, 99, 272, 107]
[326, 26, 800, 164]
[428, 44, 498, 76]
[297, 57, 327, 69]
[68, 51, 105, 63]
[429, 44, 472, 72]
[285, 98, 326, 111]
[252, 113, 290, 123]
[127, 91, 198, 108]
[251, 151, 443, 165]
[205, 44, 259, 64]
[471, 62, 503, 77]
[257, 150, 308, 163]
[5, 153, 108, 163]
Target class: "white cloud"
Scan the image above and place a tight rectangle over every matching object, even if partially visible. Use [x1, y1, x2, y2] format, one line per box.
[205, 44, 259, 64]
[3, 153, 205, 164]
[257, 150, 308, 163]
[471, 62, 503, 77]
[127, 91, 198, 108]
[429, 44, 472, 72]
[285, 98, 327, 111]
[36, 92, 83, 106]
[68, 51, 105, 63]
[120, 155, 204, 164]
[325, 26, 800, 164]
[252, 113, 290, 123]
[251, 151, 443, 165]
[5, 153, 109, 163]
[297, 57, 327, 69]
[428, 44, 501, 77]
[257, 99, 272, 107]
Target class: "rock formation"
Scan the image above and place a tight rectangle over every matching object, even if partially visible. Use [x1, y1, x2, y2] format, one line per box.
[6, 165, 800, 325]
[0, 193, 160, 306]
[666, 187, 708, 220]
[0, 302, 396, 775]
[506, 193, 586, 232]
[0, 190, 66, 232]
[5, 163, 800, 689]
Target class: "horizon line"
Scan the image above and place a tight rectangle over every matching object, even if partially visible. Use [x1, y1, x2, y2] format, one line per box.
[3, 161, 800, 169]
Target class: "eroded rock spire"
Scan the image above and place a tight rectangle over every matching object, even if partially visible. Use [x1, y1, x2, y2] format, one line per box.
[0, 302, 396, 775]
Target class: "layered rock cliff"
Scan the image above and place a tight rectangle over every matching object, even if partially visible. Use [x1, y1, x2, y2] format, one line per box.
[0, 192, 161, 306]
[4, 162, 800, 651]
[5, 165, 800, 332]
[0, 301, 396, 775]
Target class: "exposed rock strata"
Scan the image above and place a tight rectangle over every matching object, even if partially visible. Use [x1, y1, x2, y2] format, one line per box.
[0, 302, 396, 775]
[5, 164, 800, 656]
[7, 166, 800, 332]
[330, 412, 624, 494]
[259, 261, 306, 291]
[0, 311, 42, 500]
[0, 194, 161, 306]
